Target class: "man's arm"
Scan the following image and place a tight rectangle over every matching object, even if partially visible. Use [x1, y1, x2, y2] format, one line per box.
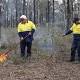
[17, 23, 23, 39]
[18, 32, 23, 38]
[30, 21, 36, 35]
[63, 23, 76, 36]
[64, 30, 73, 36]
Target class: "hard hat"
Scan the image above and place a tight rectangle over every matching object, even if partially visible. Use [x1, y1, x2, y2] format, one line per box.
[20, 15, 27, 19]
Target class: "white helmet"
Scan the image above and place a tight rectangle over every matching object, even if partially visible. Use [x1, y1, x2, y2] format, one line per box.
[20, 15, 27, 19]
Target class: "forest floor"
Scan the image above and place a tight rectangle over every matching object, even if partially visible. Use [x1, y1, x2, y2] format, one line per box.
[0, 49, 80, 80]
[0, 26, 80, 80]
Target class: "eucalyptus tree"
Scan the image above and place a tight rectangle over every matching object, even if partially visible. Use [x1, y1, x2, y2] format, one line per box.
[63, 0, 74, 30]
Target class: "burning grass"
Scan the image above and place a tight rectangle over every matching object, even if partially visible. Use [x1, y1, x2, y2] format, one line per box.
[0, 53, 8, 63]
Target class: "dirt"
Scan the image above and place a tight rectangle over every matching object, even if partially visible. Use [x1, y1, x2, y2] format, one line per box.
[0, 52, 80, 80]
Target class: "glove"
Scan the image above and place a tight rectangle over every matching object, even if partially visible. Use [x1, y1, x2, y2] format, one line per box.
[28, 32, 32, 35]
[62, 33, 66, 36]
[20, 37, 24, 40]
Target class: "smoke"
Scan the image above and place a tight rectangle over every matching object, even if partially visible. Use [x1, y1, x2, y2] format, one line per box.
[55, 0, 62, 4]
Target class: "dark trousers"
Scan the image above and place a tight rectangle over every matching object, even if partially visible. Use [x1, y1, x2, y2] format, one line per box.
[20, 40, 32, 57]
[71, 37, 80, 61]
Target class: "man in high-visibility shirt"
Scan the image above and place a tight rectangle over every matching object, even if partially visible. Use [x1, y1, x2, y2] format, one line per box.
[63, 18, 80, 62]
[18, 15, 36, 58]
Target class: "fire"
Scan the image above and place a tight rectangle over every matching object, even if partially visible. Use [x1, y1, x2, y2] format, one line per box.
[0, 53, 8, 63]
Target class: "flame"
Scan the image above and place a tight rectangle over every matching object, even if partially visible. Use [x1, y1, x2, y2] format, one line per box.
[0, 53, 8, 63]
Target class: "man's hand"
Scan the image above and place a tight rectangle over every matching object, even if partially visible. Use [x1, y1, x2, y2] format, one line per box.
[62, 33, 66, 36]
[20, 37, 23, 40]
[28, 32, 32, 35]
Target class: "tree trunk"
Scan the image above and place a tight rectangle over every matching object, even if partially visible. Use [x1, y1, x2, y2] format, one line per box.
[66, 0, 74, 30]
[33, 0, 36, 24]
[53, 0, 54, 22]
[23, 0, 26, 15]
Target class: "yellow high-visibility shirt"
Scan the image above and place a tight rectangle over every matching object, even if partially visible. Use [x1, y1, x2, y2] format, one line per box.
[18, 21, 36, 32]
[70, 23, 80, 34]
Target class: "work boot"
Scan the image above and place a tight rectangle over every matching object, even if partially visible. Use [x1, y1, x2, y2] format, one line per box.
[78, 58, 80, 62]
[26, 53, 31, 62]
[69, 57, 75, 62]
[26, 53, 31, 57]
[70, 55, 75, 62]
[21, 53, 25, 57]
[69, 59, 75, 62]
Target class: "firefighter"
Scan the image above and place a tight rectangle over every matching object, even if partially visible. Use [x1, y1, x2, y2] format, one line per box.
[17, 15, 36, 58]
[63, 17, 80, 62]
